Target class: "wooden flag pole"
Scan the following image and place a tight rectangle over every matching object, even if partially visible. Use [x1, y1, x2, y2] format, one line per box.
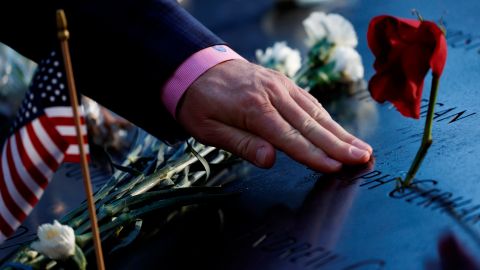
[56, 9, 106, 270]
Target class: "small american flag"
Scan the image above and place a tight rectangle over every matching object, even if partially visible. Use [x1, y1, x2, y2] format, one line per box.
[0, 50, 89, 243]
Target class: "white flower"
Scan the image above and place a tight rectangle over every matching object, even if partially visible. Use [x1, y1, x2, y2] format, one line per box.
[303, 12, 357, 48]
[31, 220, 76, 260]
[329, 46, 364, 82]
[256, 42, 302, 78]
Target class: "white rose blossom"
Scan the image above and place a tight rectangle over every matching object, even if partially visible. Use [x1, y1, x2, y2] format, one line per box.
[256, 42, 302, 78]
[31, 220, 76, 260]
[303, 12, 358, 48]
[329, 46, 364, 82]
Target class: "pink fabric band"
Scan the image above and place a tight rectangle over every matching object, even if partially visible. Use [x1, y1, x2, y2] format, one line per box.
[161, 45, 245, 118]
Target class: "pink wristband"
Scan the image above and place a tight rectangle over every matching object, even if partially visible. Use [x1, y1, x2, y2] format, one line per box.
[161, 45, 245, 118]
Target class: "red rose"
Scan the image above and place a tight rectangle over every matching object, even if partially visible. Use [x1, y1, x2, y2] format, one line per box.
[367, 15, 447, 118]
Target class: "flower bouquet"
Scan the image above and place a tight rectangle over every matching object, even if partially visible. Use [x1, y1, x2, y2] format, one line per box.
[256, 11, 377, 136]
[1, 132, 243, 269]
[256, 11, 365, 103]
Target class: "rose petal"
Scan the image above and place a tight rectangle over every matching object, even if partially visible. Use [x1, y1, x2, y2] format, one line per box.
[367, 15, 447, 118]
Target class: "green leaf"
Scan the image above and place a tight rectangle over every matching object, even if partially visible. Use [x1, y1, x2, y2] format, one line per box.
[60, 245, 86, 270]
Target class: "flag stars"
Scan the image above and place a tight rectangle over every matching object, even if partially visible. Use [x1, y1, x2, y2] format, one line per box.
[11, 49, 79, 127]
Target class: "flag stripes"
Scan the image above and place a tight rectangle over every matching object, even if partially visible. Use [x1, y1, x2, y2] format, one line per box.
[0, 144, 30, 223]
[5, 141, 38, 207]
[46, 106, 89, 163]
[0, 111, 68, 239]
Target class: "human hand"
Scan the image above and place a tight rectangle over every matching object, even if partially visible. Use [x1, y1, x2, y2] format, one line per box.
[177, 60, 372, 173]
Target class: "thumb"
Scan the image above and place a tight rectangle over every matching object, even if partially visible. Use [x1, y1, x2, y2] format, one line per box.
[204, 122, 276, 168]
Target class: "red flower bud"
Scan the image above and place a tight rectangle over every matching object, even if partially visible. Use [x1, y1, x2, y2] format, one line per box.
[367, 15, 447, 118]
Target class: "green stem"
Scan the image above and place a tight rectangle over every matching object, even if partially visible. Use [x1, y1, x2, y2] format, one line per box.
[76, 187, 223, 233]
[67, 146, 215, 229]
[61, 171, 132, 225]
[403, 75, 440, 186]
[76, 192, 235, 250]
[98, 174, 145, 206]
[67, 174, 147, 229]
[293, 61, 313, 85]
[104, 186, 223, 217]
[62, 153, 157, 225]
[129, 146, 216, 196]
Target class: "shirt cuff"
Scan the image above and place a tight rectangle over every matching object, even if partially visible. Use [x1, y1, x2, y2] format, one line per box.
[161, 45, 246, 118]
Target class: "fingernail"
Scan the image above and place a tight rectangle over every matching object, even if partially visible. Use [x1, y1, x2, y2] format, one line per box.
[352, 139, 373, 154]
[350, 146, 369, 160]
[256, 147, 268, 166]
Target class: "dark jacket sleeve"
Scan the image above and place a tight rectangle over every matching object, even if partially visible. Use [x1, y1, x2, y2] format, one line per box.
[0, 0, 224, 143]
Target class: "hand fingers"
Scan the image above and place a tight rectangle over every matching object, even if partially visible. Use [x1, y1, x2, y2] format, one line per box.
[269, 86, 370, 164]
[293, 87, 373, 154]
[239, 102, 343, 172]
[197, 120, 276, 168]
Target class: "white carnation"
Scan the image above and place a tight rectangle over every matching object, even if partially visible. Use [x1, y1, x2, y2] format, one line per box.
[303, 12, 358, 48]
[256, 42, 302, 78]
[329, 46, 364, 82]
[31, 220, 76, 260]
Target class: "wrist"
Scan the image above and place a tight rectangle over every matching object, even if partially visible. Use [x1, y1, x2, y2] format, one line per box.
[161, 45, 246, 118]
